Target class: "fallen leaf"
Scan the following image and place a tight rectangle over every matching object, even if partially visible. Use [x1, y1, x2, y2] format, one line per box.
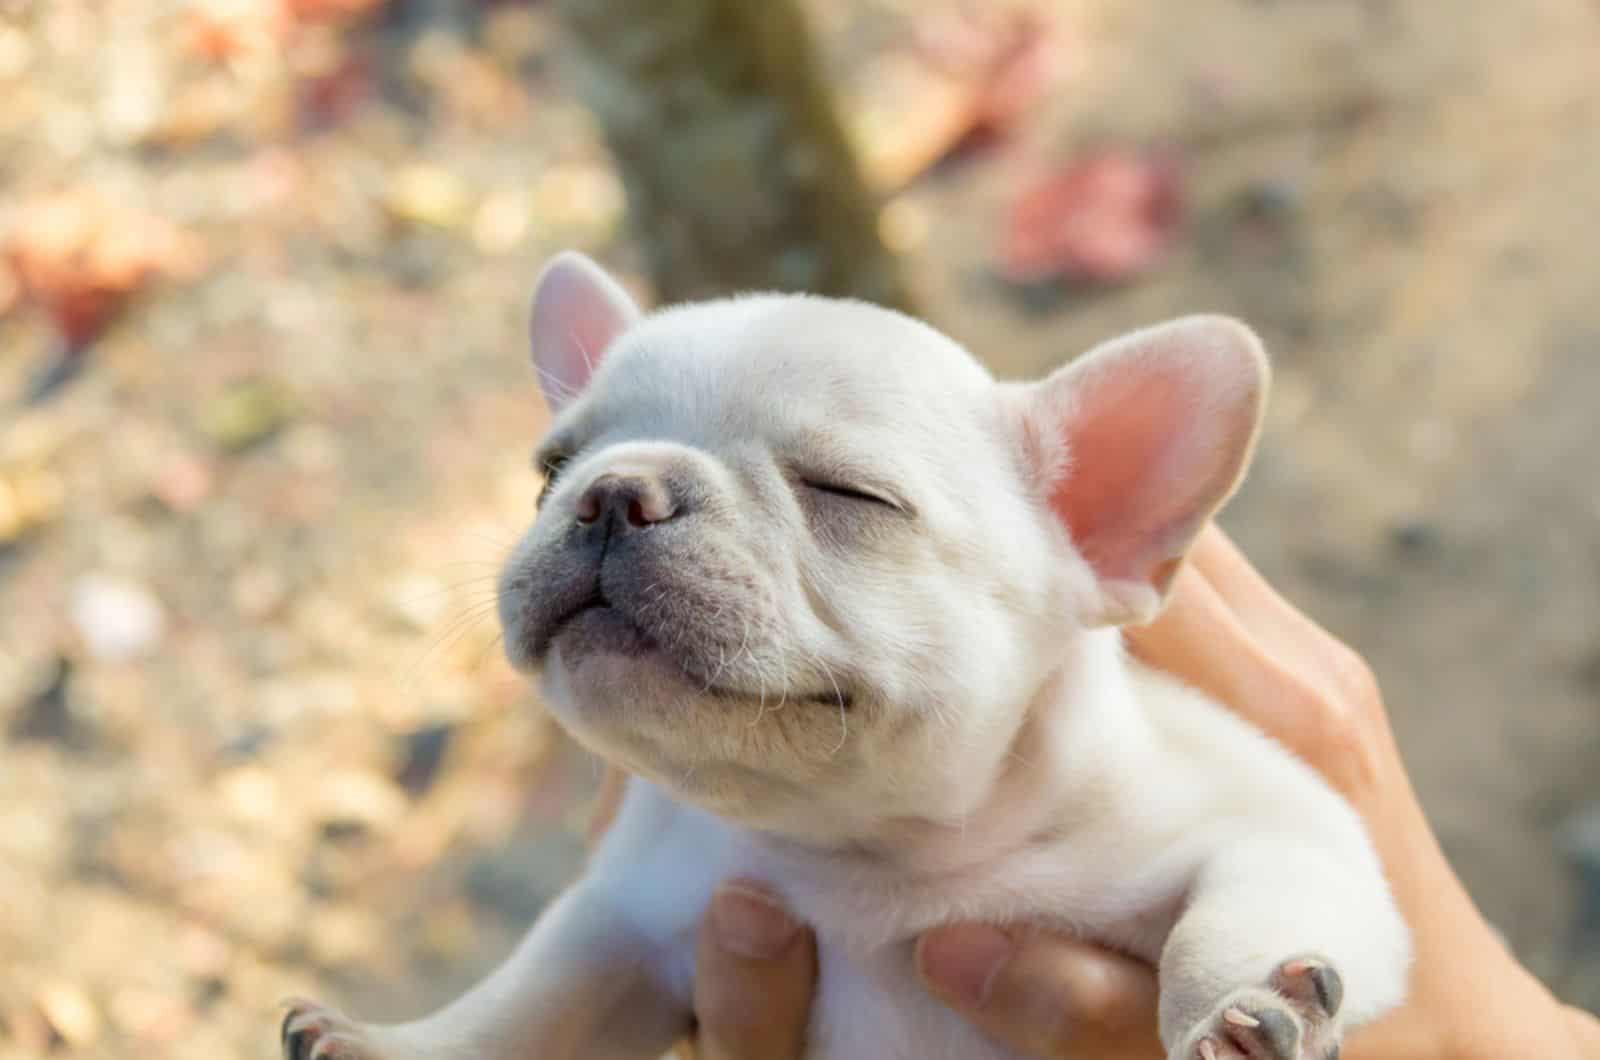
[859, 8, 1064, 190]
[70, 574, 168, 663]
[298, 47, 372, 129]
[5, 191, 205, 350]
[1000, 150, 1183, 285]
[913, 8, 1059, 140]
[179, 0, 289, 63]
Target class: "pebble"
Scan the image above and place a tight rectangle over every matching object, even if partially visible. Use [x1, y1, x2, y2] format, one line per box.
[0, 467, 66, 544]
[1563, 803, 1600, 875]
[394, 722, 454, 797]
[70, 574, 167, 662]
[481, 5, 550, 65]
[1238, 176, 1300, 222]
[35, 982, 102, 1048]
[1561, 804, 1600, 961]
[150, 454, 214, 513]
[303, 903, 383, 966]
[231, 565, 288, 620]
[316, 770, 408, 834]
[1387, 519, 1439, 557]
[217, 765, 279, 826]
[98, 40, 166, 146]
[199, 378, 296, 452]
[471, 189, 532, 255]
[108, 985, 191, 1043]
[6, 657, 77, 746]
[175, 923, 231, 980]
[384, 164, 472, 231]
[530, 163, 624, 239]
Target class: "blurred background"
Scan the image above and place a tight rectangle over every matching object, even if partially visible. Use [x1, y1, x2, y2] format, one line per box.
[1, 0, 1598, 1055]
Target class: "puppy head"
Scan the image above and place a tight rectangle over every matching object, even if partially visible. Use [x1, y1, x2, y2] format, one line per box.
[498, 252, 1266, 843]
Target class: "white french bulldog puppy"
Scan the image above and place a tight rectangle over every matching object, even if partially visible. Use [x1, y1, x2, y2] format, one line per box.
[282, 252, 1410, 1060]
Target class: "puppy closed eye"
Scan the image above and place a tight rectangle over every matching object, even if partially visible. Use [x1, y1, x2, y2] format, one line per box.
[804, 480, 896, 507]
[799, 477, 913, 521]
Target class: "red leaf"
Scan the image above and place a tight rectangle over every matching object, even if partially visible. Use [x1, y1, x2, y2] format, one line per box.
[6, 193, 204, 348]
[1000, 151, 1183, 285]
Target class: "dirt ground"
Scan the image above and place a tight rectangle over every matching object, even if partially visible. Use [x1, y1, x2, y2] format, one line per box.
[1, 1, 1597, 1057]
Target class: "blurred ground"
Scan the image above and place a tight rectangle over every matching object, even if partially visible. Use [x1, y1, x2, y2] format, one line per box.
[1, 1, 1597, 1057]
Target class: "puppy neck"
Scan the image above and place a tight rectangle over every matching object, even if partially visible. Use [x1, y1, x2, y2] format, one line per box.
[769, 626, 1151, 877]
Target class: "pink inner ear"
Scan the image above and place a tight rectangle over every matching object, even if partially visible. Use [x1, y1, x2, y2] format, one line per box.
[529, 253, 639, 412]
[1041, 317, 1265, 602]
[1052, 366, 1193, 582]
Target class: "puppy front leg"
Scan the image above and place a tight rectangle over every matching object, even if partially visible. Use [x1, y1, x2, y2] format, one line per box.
[1157, 837, 1410, 1060]
[282, 878, 689, 1060]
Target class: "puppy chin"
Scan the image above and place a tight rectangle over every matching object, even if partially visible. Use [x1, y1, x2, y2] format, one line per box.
[546, 640, 693, 718]
[537, 628, 707, 750]
[536, 638, 814, 820]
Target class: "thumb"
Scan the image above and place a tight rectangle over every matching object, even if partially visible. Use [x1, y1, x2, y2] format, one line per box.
[694, 880, 817, 1060]
[916, 925, 1164, 1059]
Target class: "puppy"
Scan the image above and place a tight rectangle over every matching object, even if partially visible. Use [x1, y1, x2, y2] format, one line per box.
[282, 252, 1410, 1060]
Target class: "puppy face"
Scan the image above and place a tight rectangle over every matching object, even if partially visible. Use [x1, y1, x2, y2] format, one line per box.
[498, 253, 1267, 843]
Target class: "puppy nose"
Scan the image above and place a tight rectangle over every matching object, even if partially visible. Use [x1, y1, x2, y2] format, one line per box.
[574, 472, 678, 530]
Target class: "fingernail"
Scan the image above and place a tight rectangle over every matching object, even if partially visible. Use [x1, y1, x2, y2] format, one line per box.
[710, 882, 802, 960]
[917, 925, 1014, 1010]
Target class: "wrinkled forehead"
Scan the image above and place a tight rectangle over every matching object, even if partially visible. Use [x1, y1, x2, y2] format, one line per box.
[565, 295, 997, 460]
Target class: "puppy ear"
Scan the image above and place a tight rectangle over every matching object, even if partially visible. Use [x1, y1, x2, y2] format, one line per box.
[529, 251, 640, 413]
[1024, 315, 1268, 627]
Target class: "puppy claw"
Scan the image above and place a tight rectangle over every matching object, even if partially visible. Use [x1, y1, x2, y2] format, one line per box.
[1254, 1008, 1301, 1058]
[1180, 956, 1346, 1060]
[278, 999, 388, 1060]
[311, 1034, 366, 1060]
[1273, 953, 1345, 1018]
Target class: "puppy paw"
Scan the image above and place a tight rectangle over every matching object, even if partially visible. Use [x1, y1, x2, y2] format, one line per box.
[1175, 955, 1344, 1060]
[280, 998, 392, 1060]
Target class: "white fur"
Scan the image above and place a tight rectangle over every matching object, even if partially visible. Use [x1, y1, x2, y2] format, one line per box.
[285, 257, 1409, 1060]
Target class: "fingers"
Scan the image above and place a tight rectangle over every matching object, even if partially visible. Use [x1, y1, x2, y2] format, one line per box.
[1184, 525, 1293, 633]
[694, 880, 817, 1060]
[916, 925, 1163, 1059]
[1187, 526, 1361, 686]
[1125, 549, 1353, 779]
[1124, 564, 1303, 738]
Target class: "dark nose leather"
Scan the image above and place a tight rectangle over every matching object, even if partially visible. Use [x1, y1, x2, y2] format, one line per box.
[574, 472, 678, 539]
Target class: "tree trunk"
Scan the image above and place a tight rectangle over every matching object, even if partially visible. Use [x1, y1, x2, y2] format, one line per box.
[554, 0, 913, 311]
